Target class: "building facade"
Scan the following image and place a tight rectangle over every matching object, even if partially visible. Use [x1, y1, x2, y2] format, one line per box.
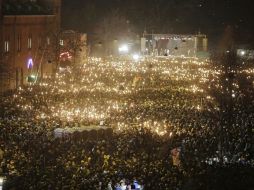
[0, 0, 61, 92]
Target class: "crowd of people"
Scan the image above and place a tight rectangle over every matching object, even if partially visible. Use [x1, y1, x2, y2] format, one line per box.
[0, 57, 253, 189]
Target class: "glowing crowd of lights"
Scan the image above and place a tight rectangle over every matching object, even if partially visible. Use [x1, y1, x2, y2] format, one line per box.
[9, 56, 254, 136]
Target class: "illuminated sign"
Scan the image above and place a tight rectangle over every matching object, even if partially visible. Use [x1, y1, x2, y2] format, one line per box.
[27, 58, 33, 69]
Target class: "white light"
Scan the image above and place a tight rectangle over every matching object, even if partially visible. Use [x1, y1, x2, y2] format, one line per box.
[241, 51, 245, 56]
[118, 44, 129, 53]
[30, 75, 36, 79]
[0, 177, 3, 185]
[132, 54, 140, 61]
[27, 58, 33, 69]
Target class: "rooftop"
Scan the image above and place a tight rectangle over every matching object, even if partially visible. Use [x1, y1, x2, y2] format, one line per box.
[2, 1, 54, 15]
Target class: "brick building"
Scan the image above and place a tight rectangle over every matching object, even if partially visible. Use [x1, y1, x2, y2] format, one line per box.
[0, 0, 61, 92]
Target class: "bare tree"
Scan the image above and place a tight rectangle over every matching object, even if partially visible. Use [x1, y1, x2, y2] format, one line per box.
[0, 58, 15, 94]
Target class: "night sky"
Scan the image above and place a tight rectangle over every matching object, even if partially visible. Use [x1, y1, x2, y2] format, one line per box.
[62, 0, 254, 47]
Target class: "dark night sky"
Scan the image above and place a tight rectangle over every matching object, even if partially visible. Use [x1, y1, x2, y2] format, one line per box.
[62, 0, 254, 47]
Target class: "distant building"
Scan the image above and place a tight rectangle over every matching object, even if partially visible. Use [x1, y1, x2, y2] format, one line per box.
[141, 33, 208, 58]
[0, 0, 61, 92]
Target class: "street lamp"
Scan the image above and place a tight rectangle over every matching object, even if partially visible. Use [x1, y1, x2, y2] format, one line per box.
[118, 44, 129, 54]
[132, 54, 140, 61]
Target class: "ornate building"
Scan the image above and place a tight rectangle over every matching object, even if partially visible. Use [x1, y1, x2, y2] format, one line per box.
[0, 0, 61, 92]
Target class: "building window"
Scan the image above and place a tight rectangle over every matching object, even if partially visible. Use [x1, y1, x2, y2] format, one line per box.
[28, 36, 32, 49]
[4, 40, 9, 53]
[47, 37, 50, 45]
[17, 35, 21, 52]
[60, 39, 64, 46]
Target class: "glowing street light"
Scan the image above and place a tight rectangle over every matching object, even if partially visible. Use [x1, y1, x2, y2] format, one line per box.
[28, 74, 37, 83]
[118, 44, 129, 53]
[240, 50, 246, 56]
[132, 54, 140, 61]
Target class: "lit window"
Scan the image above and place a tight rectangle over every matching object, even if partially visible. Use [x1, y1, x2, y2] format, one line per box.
[60, 39, 64, 46]
[47, 37, 50, 45]
[28, 36, 32, 49]
[4, 40, 9, 53]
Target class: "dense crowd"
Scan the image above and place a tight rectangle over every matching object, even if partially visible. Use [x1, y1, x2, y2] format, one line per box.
[0, 57, 254, 190]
